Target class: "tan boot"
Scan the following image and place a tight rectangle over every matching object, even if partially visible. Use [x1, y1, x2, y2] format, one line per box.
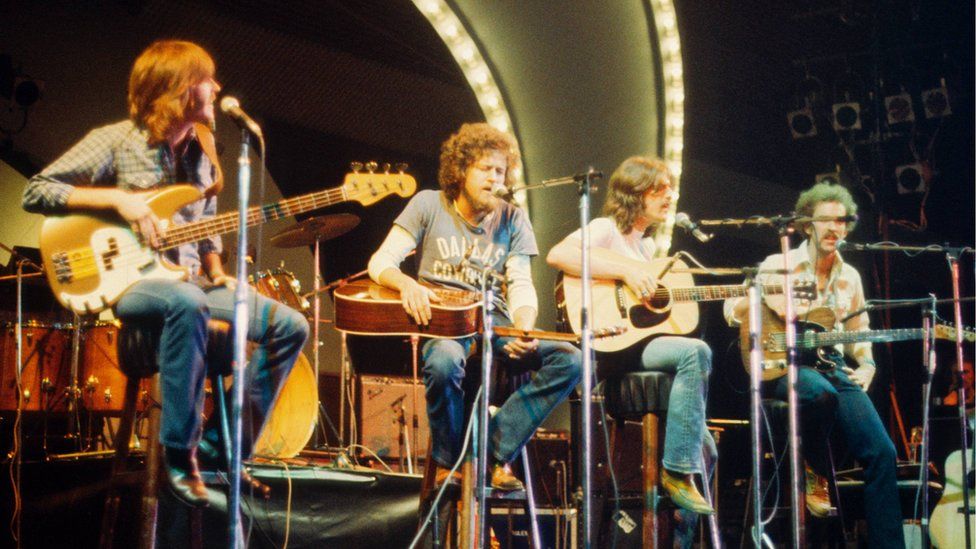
[805, 464, 833, 518]
[661, 469, 714, 515]
[490, 463, 525, 491]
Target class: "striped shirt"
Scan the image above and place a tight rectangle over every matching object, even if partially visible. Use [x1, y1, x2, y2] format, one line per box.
[23, 120, 221, 279]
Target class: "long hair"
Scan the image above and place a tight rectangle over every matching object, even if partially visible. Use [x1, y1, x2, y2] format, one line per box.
[128, 40, 215, 144]
[602, 156, 671, 233]
[438, 123, 519, 201]
[794, 182, 858, 234]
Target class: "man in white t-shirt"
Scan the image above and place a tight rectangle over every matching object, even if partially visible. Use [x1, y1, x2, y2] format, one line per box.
[548, 156, 716, 530]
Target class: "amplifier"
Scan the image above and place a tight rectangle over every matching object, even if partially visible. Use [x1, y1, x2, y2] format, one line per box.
[488, 507, 577, 549]
[358, 375, 429, 460]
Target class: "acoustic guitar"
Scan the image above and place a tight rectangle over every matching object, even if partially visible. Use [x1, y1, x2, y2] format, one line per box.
[557, 257, 815, 353]
[39, 168, 416, 315]
[929, 449, 975, 548]
[741, 305, 975, 381]
[334, 279, 482, 338]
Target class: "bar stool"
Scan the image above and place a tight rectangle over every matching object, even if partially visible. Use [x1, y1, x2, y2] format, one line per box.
[417, 357, 543, 548]
[601, 370, 675, 548]
[98, 318, 233, 549]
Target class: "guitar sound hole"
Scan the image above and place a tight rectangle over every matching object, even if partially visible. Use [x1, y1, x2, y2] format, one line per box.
[628, 305, 669, 329]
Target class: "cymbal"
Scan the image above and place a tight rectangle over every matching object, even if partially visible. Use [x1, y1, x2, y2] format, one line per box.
[271, 214, 361, 248]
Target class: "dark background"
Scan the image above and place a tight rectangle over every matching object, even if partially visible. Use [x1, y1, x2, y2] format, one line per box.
[1, 0, 972, 476]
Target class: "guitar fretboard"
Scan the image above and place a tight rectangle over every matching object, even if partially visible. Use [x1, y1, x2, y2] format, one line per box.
[157, 187, 347, 250]
[668, 283, 787, 303]
[769, 328, 925, 350]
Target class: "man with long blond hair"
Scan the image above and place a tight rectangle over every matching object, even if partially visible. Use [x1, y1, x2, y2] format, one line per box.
[368, 122, 581, 490]
[23, 40, 308, 507]
[548, 156, 717, 543]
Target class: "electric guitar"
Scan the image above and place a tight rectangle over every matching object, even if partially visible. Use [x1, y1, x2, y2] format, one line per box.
[557, 257, 816, 353]
[741, 305, 976, 381]
[40, 167, 416, 314]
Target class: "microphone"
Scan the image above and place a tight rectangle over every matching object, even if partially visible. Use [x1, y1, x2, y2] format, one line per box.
[491, 182, 510, 198]
[219, 96, 263, 139]
[836, 240, 865, 252]
[674, 212, 712, 243]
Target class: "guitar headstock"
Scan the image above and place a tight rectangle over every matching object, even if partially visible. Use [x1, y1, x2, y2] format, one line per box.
[792, 279, 817, 301]
[935, 323, 976, 343]
[342, 161, 417, 206]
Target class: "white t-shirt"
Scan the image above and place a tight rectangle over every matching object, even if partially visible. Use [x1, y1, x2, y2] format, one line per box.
[567, 216, 657, 262]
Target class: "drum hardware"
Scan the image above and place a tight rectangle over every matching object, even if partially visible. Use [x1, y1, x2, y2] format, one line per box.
[271, 213, 361, 452]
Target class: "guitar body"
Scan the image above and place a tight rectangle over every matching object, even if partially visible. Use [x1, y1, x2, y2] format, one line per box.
[558, 258, 698, 353]
[39, 186, 198, 314]
[334, 280, 482, 339]
[740, 305, 840, 381]
[930, 449, 976, 548]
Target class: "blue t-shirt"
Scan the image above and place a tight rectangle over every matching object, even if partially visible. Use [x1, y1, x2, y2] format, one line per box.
[394, 190, 538, 315]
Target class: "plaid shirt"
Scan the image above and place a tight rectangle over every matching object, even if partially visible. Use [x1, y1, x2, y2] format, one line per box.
[23, 120, 221, 278]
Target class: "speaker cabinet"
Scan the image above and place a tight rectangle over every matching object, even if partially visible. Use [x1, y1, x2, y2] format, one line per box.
[357, 375, 428, 459]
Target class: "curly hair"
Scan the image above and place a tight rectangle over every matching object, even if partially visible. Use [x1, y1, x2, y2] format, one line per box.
[438, 123, 520, 200]
[128, 40, 215, 144]
[602, 156, 671, 233]
[794, 182, 858, 234]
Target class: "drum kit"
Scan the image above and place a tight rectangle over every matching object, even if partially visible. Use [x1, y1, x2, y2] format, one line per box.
[0, 213, 362, 460]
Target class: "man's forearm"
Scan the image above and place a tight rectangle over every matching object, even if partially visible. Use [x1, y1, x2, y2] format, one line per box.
[512, 306, 537, 331]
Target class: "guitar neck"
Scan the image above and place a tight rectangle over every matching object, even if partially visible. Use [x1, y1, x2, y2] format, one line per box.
[158, 186, 346, 249]
[670, 283, 786, 303]
[768, 328, 925, 350]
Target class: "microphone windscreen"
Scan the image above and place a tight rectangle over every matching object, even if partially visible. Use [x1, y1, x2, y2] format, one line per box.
[219, 95, 240, 113]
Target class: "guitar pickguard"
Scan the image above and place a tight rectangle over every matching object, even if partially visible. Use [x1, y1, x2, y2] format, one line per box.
[58, 226, 184, 313]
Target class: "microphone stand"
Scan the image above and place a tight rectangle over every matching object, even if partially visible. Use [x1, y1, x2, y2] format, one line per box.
[512, 168, 601, 548]
[228, 128, 260, 549]
[743, 265, 766, 548]
[919, 297, 937, 549]
[700, 214, 807, 547]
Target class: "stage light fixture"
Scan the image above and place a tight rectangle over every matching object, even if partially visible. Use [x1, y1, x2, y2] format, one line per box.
[921, 85, 951, 119]
[895, 163, 926, 194]
[883, 92, 914, 125]
[788, 107, 817, 139]
[831, 101, 862, 131]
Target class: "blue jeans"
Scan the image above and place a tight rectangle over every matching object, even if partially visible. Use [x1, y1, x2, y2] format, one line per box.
[599, 336, 714, 475]
[421, 321, 582, 466]
[775, 366, 904, 549]
[115, 278, 309, 456]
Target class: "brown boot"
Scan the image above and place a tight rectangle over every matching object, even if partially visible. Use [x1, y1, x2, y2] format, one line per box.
[805, 465, 833, 518]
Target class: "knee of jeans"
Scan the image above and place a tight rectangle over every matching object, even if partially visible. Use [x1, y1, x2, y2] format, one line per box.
[680, 339, 713, 376]
[169, 285, 208, 318]
[809, 387, 839, 416]
[423, 342, 466, 387]
[279, 308, 310, 342]
[551, 345, 583, 384]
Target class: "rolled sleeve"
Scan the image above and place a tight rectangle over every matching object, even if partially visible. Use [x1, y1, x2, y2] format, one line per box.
[22, 125, 119, 213]
[505, 253, 537, 314]
[368, 225, 418, 283]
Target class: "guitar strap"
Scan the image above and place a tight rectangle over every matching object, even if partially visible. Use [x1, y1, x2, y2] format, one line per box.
[193, 122, 224, 198]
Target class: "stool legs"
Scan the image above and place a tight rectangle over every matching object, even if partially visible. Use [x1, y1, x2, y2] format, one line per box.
[641, 412, 666, 549]
[138, 374, 161, 549]
[98, 375, 142, 549]
[519, 445, 541, 549]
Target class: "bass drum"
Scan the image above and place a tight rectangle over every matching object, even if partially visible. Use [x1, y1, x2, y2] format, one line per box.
[252, 352, 317, 458]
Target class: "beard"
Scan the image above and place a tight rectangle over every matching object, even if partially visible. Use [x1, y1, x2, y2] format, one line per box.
[461, 186, 498, 214]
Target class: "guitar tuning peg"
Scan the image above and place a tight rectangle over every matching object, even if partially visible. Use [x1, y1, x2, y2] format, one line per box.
[396, 162, 408, 173]
[350, 161, 363, 173]
[381, 162, 391, 173]
[365, 161, 378, 173]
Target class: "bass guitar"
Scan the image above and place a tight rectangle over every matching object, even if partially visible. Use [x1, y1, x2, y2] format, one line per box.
[741, 305, 975, 381]
[40, 167, 416, 315]
[557, 257, 816, 353]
